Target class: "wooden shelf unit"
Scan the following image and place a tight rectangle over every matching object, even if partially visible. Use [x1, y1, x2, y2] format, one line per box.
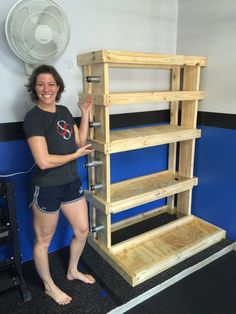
[77, 50, 225, 286]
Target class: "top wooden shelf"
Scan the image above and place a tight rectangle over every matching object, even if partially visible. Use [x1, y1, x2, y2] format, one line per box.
[77, 50, 207, 67]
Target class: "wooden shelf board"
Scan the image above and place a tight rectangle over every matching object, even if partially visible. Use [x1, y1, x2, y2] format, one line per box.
[88, 215, 225, 286]
[110, 125, 200, 153]
[86, 171, 198, 214]
[79, 90, 204, 106]
[77, 50, 207, 67]
[88, 125, 201, 154]
[111, 205, 169, 232]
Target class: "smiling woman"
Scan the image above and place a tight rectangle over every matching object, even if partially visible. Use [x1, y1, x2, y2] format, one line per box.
[23, 64, 95, 305]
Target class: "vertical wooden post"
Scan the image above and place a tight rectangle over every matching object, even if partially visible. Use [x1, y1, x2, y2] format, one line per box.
[89, 203, 112, 248]
[91, 63, 110, 144]
[93, 151, 111, 203]
[177, 65, 201, 216]
[82, 62, 112, 247]
[96, 207, 112, 249]
[167, 66, 181, 213]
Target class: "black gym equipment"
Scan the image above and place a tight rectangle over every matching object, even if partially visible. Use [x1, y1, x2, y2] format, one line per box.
[0, 181, 32, 303]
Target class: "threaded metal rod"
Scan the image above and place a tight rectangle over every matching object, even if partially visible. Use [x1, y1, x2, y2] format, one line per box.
[90, 225, 104, 233]
[89, 121, 101, 128]
[89, 184, 103, 191]
[84, 160, 103, 168]
[86, 76, 101, 83]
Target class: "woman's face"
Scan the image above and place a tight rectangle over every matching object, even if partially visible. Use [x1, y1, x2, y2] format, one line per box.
[35, 73, 59, 107]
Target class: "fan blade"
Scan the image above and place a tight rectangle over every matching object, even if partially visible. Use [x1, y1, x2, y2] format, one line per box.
[40, 5, 65, 21]
[23, 36, 39, 51]
[30, 41, 58, 60]
[22, 18, 38, 44]
[37, 5, 64, 32]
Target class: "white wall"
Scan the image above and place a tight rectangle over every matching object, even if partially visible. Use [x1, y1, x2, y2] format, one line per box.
[177, 0, 236, 114]
[0, 0, 178, 123]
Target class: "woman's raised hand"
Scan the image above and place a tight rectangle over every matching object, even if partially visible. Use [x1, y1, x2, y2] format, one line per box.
[78, 95, 93, 114]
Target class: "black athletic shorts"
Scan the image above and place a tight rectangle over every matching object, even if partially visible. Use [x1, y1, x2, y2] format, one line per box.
[32, 178, 84, 213]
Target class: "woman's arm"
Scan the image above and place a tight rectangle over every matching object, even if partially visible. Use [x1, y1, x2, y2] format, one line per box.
[27, 136, 94, 170]
[75, 95, 93, 147]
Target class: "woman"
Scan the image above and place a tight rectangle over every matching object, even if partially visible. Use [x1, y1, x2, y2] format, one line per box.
[24, 64, 95, 305]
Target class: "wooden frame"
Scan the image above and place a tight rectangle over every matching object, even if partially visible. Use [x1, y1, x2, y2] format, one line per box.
[78, 50, 225, 286]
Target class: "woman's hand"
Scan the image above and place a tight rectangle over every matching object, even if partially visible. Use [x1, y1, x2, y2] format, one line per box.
[27, 137, 94, 170]
[78, 95, 93, 115]
[75, 143, 95, 158]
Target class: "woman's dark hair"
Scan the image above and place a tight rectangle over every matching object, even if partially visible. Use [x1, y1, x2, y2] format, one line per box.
[25, 64, 65, 103]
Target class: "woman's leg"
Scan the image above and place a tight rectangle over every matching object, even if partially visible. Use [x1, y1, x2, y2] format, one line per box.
[61, 198, 95, 284]
[32, 203, 72, 305]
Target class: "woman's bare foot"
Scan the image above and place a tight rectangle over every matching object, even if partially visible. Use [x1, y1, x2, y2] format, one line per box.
[67, 269, 95, 284]
[45, 283, 72, 305]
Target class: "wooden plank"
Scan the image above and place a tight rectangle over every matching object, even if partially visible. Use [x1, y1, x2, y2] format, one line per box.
[93, 105, 110, 143]
[82, 65, 92, 94]
[110, 171, 198, 213]
[87, 139, 110, 154]
[181, 66, 201, 128]
[178, 65, 201, 216]
[88, 203, 96, 240]
[82, 65, 96, 189]
[89, 63, 109, 94]
[85, 192, 108, 213]
[111, 205, 168, 232]
[170, 67, 181, 125]
[77, 50, 207, 67]
[77, 50, 107, 66]
[95, 208, 112, 249]
[88, 125, 201, 154]
[106, 50, 207, 67]
[108, 91, 204, 105]
[79, 90, 204, 106]
[86, 171, 197, 214]
[88, 237, 134, 284]
[109, 125, 201, 153]
[113, 216, 225, 286]
[110, 215, 193, 254]
[88, 215, 225, 286]
[89, 204, 111, 249]
[110, 63, 173, 69]
[85, 63, 110, 143]
[168, 66, 181, 212]
[132, 229, 225, 286]
[90, 151, 111, 203]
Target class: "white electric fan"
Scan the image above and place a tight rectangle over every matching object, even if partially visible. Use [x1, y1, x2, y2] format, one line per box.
[5, 0, 70, 74]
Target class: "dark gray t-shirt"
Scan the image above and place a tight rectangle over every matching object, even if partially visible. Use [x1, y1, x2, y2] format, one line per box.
[24, 105, 79, 187]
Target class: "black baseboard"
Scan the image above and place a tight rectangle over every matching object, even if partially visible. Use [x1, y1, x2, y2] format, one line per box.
[0, 122, 25, 142]
[197, 111, 236, 129]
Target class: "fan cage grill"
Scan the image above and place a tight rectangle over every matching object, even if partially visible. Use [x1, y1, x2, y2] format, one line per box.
[5, 0, 70, 64]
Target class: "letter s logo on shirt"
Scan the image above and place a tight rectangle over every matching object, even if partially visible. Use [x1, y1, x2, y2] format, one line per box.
[57, 120, 73, 140]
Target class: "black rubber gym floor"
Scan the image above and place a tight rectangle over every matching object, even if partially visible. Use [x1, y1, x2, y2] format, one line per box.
[126, 250, 236, 314]
[0, 214, 235, 314]
[0, 242, 235, 314]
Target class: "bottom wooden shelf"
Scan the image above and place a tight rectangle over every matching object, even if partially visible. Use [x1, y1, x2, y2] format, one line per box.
[88, 215, 225, 286]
